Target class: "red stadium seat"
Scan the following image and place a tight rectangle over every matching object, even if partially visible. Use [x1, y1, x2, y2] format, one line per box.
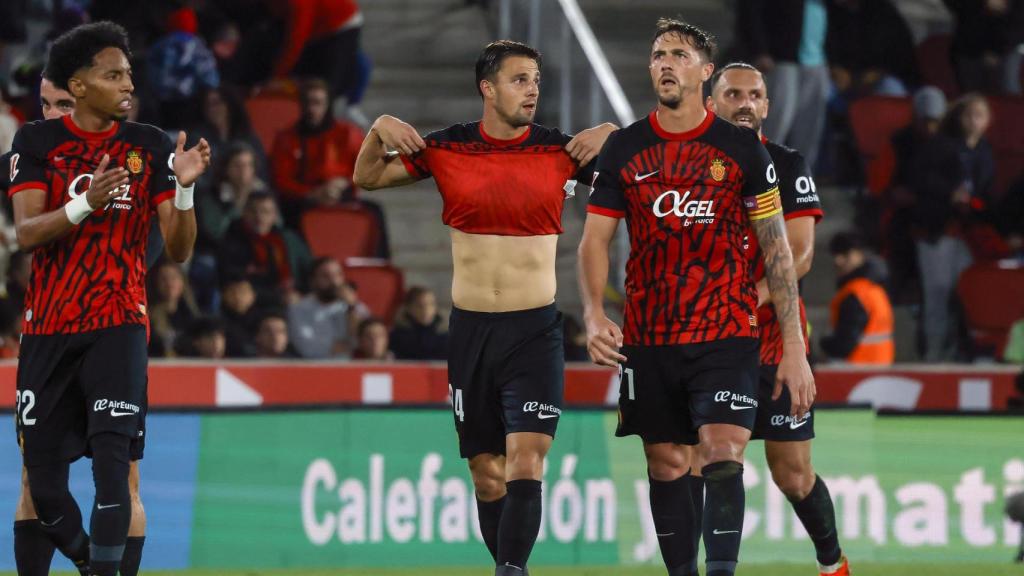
[301, 206, 380, 263]
[245, 95, 301, 153]
[916, 34, 959, 99]
[986, 96, 1024, 198]
[343, 262, 405, 324]
[848, 96, 913, 195]
[957, 262, 1024, 358]
[986, 96, 1024, 152]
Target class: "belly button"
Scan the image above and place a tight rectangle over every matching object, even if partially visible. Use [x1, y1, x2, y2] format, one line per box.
[494, 290, 501, 296]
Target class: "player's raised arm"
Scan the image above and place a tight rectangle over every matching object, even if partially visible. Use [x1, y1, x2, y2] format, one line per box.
[12, 150, 129, 250]
[353, 115, 425, 190]
[157, 131, 207, 263]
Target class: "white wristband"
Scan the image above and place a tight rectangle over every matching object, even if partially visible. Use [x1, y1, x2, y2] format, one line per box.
[64, 193, 94, 225]
[174, 181, 195, 210]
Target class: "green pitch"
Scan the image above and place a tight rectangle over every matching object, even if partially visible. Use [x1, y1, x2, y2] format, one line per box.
[13, 565, 1024, 576]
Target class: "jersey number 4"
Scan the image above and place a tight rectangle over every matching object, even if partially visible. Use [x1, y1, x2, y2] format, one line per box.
[15, 390, 36, 426]
[450, 385, 465, 422]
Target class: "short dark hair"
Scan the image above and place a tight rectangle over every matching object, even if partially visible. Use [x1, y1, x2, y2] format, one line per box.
[188, 317, 225, 339]
[300, 77, 331, 100]
[218, 271, 250, 291]
[829, 231, 865, 256]
[474, 40, 542, 97]
[652, 18, 716, 63]
[258, 309, 288, 327]
[45, 21, 133, 92]
[310, 256, 341, 279]
[709, 61, 762, 93]
[403, 285, 432, 306]
[357, 317, 386, 337]
[244, 190, 276, 208]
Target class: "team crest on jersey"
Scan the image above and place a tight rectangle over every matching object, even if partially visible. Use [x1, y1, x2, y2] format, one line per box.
[126, 150, 143, 174]
[709, 158, 726, 182]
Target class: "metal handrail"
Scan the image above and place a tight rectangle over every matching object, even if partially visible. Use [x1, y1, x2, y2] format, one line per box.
[496, 0, 636, 132]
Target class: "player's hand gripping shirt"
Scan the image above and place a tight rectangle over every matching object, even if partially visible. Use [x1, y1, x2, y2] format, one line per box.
[746, 138, 824, 365]
[589, 111, 780, 345]
[401, 122, 592, 236]
[8, 116, 176, 335]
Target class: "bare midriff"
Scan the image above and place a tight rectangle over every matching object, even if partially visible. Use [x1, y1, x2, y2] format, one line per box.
[449, 229, 558, 312]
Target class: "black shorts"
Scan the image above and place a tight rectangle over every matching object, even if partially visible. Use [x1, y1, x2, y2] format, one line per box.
[448, 303, 564, 459]
[616, 337, 759, 445]
[16, 325, 148, 467]
[751, 363, 814, 442]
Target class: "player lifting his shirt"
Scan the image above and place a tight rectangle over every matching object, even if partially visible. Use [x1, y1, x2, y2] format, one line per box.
[578, 19, 815, 576]
[353, 40, 615, 576]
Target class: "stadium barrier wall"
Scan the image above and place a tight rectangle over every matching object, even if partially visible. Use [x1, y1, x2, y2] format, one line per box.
[1, 361, 1019, 410]
[1, 408, 1020, 570]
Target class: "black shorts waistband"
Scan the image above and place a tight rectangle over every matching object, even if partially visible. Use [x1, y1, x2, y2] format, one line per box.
[451, 302, 557, 321]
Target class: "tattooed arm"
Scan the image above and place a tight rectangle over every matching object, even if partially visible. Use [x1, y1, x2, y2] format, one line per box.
[751, 211, 816, 417]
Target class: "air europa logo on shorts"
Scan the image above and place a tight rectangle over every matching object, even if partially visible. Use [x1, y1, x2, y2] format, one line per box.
[93, 399, 140, 415]
[523, 401, 562, 419]
[714, 391, 758, 409]
[771, 414, 810, 429]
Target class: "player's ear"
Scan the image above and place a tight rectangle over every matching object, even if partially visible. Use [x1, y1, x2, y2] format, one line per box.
[67, 76, 86, 99]
[480, 79, 495, 99]
[763, 97, 770, 118]
[702, 62, 714, 83]
[704, 95, 714, 111]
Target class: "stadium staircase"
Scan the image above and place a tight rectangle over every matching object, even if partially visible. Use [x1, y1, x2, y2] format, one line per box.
[358, 0, 915, 359]
[358, 0, 494, 311]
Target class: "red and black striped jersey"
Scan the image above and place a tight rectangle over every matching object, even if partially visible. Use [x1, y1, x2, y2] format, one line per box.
[8, 115, 176, 335]
[401, 122, 590, 236]
[747, 138, 824, 365]
[589, 110, 781, 346]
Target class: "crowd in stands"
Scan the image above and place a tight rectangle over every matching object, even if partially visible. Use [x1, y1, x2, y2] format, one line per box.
[0, 1, 430, 361]
[734, 0, 1024, 362]
[0, 2, 1019, 363]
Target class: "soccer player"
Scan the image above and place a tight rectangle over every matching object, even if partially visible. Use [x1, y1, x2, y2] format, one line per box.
[9, 22, 209, 576]
[5, 75, 152, 576]
[707, 63, 849, 576]
[579, 19, 814, 576]
[353, 40, 614, 576]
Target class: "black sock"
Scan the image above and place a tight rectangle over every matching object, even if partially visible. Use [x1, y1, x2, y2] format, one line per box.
[89, 433, 132, 576]
[477, 495, 506, 561]
[14, 519, 56, 576]
[688, 474, 705, 558]
[25, 462, 91, 571]
[648, 473, 699, 576]
[789, 475, 842, 566]
[495, 479, 542, 572]
[702, 461, 745, 576]
[119, 536, 146, 576]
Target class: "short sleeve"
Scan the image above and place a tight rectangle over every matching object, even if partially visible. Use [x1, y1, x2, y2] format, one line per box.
[150, 131, 177, 208]
[574, 158, 597, 187]
[8, 126, 48, 198]
[587, 132, 627, 219]
[400, 151, 431, 180]
[740, 134, 782, 221]
[779, 151, 823, 222]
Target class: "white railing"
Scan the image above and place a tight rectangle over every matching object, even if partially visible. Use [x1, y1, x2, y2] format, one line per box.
[495, 0, 636, 133]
